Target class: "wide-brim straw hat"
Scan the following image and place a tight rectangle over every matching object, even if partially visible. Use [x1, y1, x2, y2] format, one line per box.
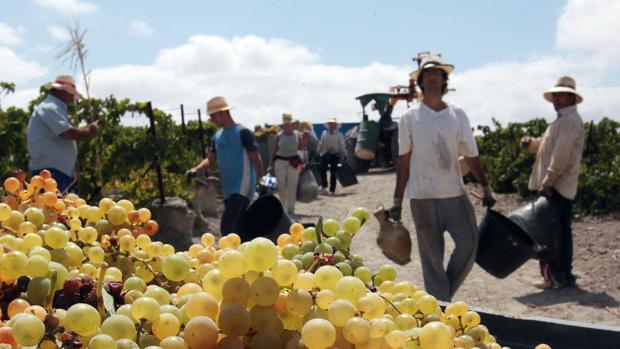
[543, 76, 583, 104]
[409, 53, 454, 81]
[282, 112, 293, 124]
[207, 96, 234, 115]
[325, 117, 340, 128]
[43, 75, 82, 100]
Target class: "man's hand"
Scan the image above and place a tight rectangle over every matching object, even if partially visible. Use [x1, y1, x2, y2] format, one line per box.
[520, 136, 532, 151]
[482, 186, 496, 208]
[538, 185, 553, 198]
[185, 169, 198, 182]
[88, 120, 100, 137]
[387, 197, 403, 222]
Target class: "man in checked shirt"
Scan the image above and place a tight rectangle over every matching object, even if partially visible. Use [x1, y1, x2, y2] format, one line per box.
[521, 76, 585, 289]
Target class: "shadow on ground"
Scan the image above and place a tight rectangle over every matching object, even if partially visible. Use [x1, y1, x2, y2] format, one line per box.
[515, 288, 620, 308]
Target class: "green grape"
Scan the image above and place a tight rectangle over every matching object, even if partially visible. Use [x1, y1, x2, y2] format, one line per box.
[86, 206, 103, 223]
[335, 231, 352, 249]
[300, 240, 317, 253]
[87, 246, 105, 264]
[130, 297, 160, 322]
[369, 318, 387, 338]
[143, 285, 171, 305]
[152, 312, 180, 340]
[324, 237, 342, 250]
[183, 316, 219, 349]
[286, 289, 313, 317]
[22, 233, 43, 250]
[95, 219, 113, 236]
[218, 303, 251, 336]
[0, 203, 11, 221]
[65, 303, 101, 336]
[107, 205, 128, 225]
[250, 305, 281, 332]
[48, 262, 69, 290]
[445, 301, 469, 317]
[115, 339, 140, 349]
[77, 226, 98, 244]
[343, 317, 370, 344]
[327, 299, 356, 327]
[335, 262, 352, 276]
[123, 276, 147, 293]
[270, 259, 298, 286]
[44, 227, 69, 249]
[302, 227, 318, 243]
[243, 237, 278, 272]
[64, 243, 84, 267]
[396, 313, 417, 330]
[291, 258, 303, 271]
[11, 313, 45, 346]
[24, 207, 45, 227]
[301, 252, 315, 270]
[116, 305, 137, 324]
[119, 235, 136, 252]
[89, 334, 117, 349]
[281, 243, 300, 259]
[105, 267, 123, 281]
[342, 216, 361, 235]
[218, 250, 245, 278]
[250, 330, 282, 348]
[418, 295, 438, 315]
[333, 250, 346, 263]
[357, 293, 386, 320]
[27, 277, 51, 306]
[293, 271, 315, 291]
[353, 266, 372, 284]
[322, 219, 339, 237]
[101, 315, 138, 341]
[250, 276, 280, 306]
[221, 277, 251, 305]
[4, 210, 24, 231]
[301, 318, 336, 349]
[462, 311, 481, 327]
[159, 336, 187, 349]
[385, 329, 407, 349]
[201, 269, 225, 300]
[117, 199, 134, 212]
[162, 254, 191, 282]
[314, 265, 343, 291]
[351, 207, 370, 225]
[419, 322, 453, 349]
[185, 292, 219, 320]
[378, 264, 398, 282]
[315, 289, 335, 310]
[24, 255, 49, 278]
[0, 251, 28, 279]
[334, 276, 367, 305]
[28, 246, 51, 261]
[98, 197, 115, 213]
[159, 305, 183, 323]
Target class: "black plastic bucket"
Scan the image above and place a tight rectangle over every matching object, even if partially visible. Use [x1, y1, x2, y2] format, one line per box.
[476, 209, 542, 278]
[508, 196, 562, 261]
[242, 195, 293, 242]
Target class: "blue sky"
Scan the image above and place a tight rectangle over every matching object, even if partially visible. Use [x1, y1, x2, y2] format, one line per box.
[1, 0, 619, 127]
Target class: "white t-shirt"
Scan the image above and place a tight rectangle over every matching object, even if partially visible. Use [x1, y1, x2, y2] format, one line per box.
[398, 102, 479, 199]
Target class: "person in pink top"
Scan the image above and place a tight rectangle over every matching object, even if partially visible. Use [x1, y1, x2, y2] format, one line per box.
[521, 76, 585, 289]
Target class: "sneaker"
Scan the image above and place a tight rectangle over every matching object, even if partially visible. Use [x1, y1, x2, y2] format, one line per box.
[319, 188, 329, 195]
[329, 191, 336, 196]
[533, 280, 555, 289]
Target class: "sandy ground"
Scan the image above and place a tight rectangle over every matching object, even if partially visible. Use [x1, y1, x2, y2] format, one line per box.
[293, 169, 620, 327]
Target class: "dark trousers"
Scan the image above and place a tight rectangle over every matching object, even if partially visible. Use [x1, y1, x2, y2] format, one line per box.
[542, 190, 575, 287]
[31, 168, 74, 193]
[221, 194, 250, 237]
[320, 153, 339, 193]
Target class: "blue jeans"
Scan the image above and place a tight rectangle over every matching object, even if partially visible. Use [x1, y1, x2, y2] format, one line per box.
[31, 168, 75, 193]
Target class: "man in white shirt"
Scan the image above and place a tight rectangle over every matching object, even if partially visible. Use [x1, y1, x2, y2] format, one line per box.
[389, 54, 495, 301]
[521, 76, 584, 289]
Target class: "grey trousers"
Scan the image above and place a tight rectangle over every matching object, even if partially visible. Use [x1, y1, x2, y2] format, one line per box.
[410, 195, 478, 301]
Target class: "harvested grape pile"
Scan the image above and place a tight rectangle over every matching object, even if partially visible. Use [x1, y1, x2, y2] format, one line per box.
[0, 171, 555, 348]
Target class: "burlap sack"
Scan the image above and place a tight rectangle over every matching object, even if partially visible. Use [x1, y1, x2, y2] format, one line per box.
[374, 208, 412, 265]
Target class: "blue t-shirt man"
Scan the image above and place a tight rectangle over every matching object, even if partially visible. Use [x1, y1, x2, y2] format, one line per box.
[188, 96, 264, 239]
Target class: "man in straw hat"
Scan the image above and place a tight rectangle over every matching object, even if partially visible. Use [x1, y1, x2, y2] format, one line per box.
[521, 76, 584, 289]
[188, 96, 264, 238]
[388, 53, 495, 301]
[27, 75, 99, 192]
[317, 117, 345, 195]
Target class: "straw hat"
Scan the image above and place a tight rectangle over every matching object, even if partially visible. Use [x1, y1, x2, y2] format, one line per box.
[409, 53, 454, 81]
[282, 112, 293, 124]
[44, 75, 82, 100]
[543, 76, 583, 104]
[325, 117, 340, 129]
[206, 96, 234, 115]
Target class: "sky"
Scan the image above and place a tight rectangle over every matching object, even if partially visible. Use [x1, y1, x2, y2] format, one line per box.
[1, 0, 619, 128]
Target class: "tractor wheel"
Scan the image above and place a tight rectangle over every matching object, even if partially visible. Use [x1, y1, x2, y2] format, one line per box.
[344, 127, 371, 174]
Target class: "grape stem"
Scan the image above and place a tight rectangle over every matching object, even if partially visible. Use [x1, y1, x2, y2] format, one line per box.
[315, 216, 323, 244]
[97, 262, 108, 320]
[378, 294, 402, 315]
[136, 318, 146, 343]
[45, 270, 58, 314]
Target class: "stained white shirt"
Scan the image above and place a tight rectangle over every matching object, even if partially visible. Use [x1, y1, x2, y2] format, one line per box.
[398, 102, 479, 199]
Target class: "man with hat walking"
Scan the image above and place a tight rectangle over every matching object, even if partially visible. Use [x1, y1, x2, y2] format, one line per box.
[188, 96, 264, 238]
[389, 53, 495, 301]
[318, 117, 345, 196]
[521, 76, 584, 289]
[27, 75, 100, 192]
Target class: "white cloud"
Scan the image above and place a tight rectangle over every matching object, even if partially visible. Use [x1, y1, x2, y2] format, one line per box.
[0, 23, 24, 46]
[34, 0, 98, 15]
[129, 20, 154, 37]
[0, 46, 47, 84]
[47, 25, 70, 41]
[556, 0, 620, 58]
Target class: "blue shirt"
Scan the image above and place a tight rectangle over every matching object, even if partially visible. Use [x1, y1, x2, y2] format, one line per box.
[27, 95, 77, 176]
[212, 124, 257, 200]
